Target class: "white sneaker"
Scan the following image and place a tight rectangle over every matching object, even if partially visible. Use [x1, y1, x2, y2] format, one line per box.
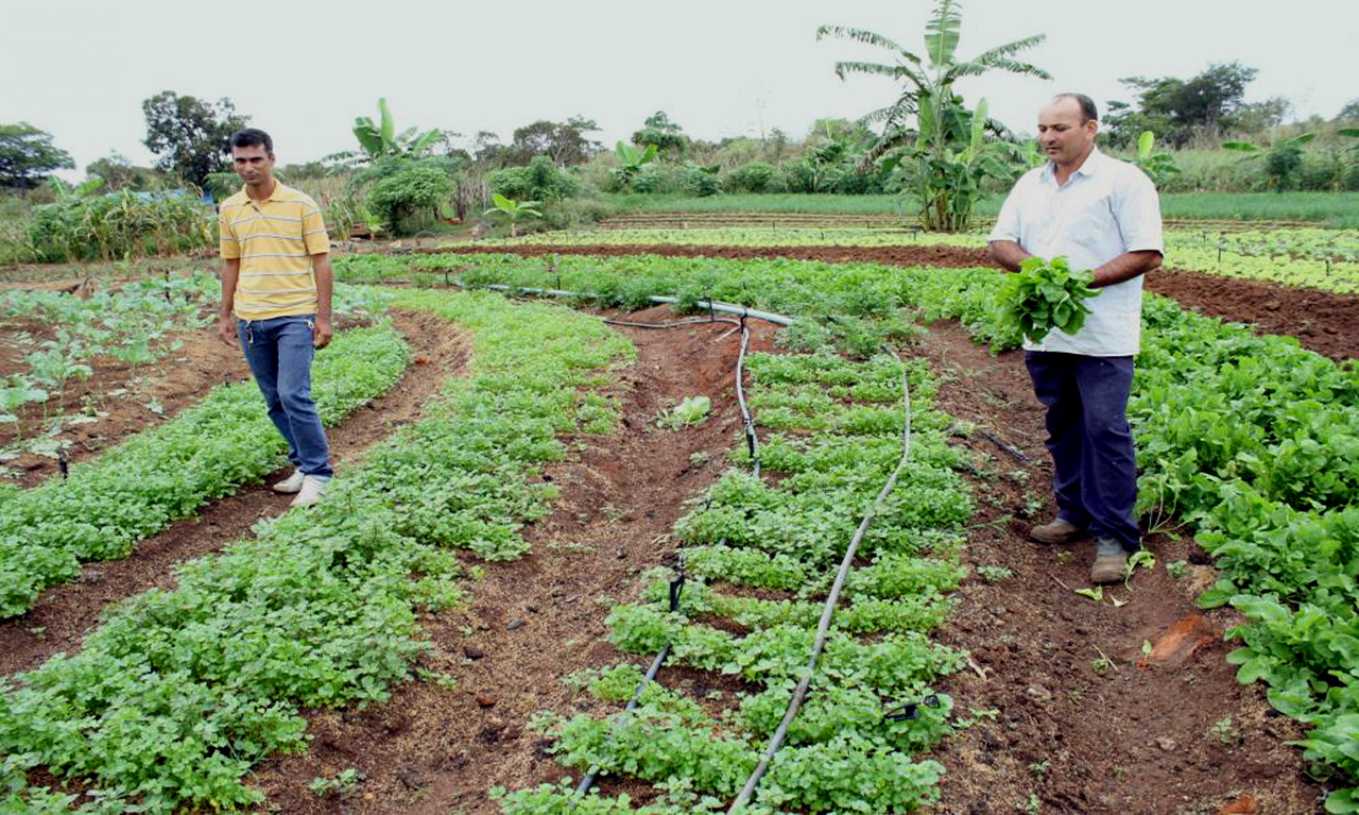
[272, 469, 306, 494]
[290, 475, 331, 508]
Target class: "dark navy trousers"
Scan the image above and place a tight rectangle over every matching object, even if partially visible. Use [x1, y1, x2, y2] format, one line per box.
[1024, 351, 1140, 552]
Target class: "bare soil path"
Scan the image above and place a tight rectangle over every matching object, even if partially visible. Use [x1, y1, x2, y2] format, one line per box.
[0, 310, 470, 678]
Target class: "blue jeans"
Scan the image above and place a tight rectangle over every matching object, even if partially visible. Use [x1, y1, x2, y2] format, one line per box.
[237, 315, 333, 477]
[1024, 351, 1139, 551]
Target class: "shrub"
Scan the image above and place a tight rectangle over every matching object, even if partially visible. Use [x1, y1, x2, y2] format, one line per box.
[781, 161, 817, 193]
[540, 197, 617, 230]
[1343, 162, 1359, 192]
[487, 155, 580, 202]
[365, 161, 454, 234]
[684, 164, 721, 197]
[1296, 152, 1344, 191]
[723, 161, 783, 193]
[629, 162, 689, 194]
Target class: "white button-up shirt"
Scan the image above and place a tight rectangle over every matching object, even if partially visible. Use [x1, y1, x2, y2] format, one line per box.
[989, 148, 1164, 356]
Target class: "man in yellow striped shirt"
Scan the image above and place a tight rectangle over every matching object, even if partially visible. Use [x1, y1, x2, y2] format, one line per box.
[217, 128, 334, 507]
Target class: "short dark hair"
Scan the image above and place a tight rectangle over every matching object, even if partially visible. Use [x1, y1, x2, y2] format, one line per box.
[1053, 93, 1098, 123]
[229, 128, 273, 153]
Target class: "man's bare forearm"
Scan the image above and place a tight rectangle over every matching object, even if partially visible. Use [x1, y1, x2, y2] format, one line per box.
[219, 258, 240, 317]
[1090, 250, 1162, 288]
[988, 240, 1033, 273]
[313, 253, 333, 321]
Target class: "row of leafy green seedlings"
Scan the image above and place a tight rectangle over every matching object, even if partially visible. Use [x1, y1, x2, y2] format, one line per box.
[0, 271, 218, 437]
[372, 252, 1359, 810]
[0, 289, 634, 813]
[494, 349, 975, 814]
[0, 287, 405, 619]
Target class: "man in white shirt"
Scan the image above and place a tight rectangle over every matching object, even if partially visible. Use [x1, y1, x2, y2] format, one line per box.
[988, 93, 1164, 584]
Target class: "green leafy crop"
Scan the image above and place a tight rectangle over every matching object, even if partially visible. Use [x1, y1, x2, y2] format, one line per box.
[998, 255, 1099, 343]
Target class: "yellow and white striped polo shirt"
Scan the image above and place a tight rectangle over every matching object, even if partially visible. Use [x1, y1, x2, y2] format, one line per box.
[218, 181, 330, 320]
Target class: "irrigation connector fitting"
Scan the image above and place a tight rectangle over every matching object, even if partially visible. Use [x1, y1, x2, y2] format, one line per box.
[883, 693, 941, 723]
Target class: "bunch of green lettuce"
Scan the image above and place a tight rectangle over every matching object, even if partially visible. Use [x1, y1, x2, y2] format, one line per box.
[998, 256, 1099, 343]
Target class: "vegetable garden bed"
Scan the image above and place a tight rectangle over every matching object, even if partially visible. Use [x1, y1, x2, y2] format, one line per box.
[2, 247, 1355, 812]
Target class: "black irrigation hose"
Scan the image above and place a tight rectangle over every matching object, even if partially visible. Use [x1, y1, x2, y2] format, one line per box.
[980, 428, 1029, 464]
[456, 275, 915, 809]
[602, 315, 741, 330]
[735, 316, 760, 479]
[727, 345, 914, 814]
[597, 312, 759, 476]
[573, 562, 687, 797]
[573, 307, 771, 802]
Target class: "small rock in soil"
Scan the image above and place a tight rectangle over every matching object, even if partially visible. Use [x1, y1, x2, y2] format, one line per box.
[475, 693, 497, 708]
[1157, 736, 1177, 752]
[507, 619, 525, 631]
[397, 767, 426, 790]
[1025, 685, 1053, 704]
[616, 547, 626, 559]
[463, 646, 485, 660]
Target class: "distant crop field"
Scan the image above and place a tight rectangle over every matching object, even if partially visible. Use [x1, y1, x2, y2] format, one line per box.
[606, 191, 1359, 228]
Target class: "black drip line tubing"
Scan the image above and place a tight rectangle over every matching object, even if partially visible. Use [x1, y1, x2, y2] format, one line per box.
[450, 274, 922, 810]
[725, 345, 915, 813]
[574, 309, 756, 798]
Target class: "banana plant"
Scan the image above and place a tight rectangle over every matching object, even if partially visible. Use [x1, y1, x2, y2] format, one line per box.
[1134, 131, 1181, 189]
[612, 141, 659, 189]
[818, 0, 1049, 230]
[47, 175, 106, 202]
[886, 96, 1012, 231]
[482, 194, 542, 238]
[352, 98, 442, 162]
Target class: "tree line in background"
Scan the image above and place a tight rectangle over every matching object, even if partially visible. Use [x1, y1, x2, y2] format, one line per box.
[3, 0, 1359, 258]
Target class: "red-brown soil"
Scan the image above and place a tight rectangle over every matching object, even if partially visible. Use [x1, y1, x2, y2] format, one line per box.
[0, 317, 251, 487]
[917, 320, 1325, 814]
[243, 306, 1326, 814]
[0, 310, 470, 678]
[424, 244, 1359, 362]
[246, 308, 780, 813]
[1, 280, 1333, 812]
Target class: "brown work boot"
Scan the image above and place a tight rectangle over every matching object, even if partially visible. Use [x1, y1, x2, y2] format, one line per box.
[1090, 539, 1129, 584]
[1029, 517, 1085, 545]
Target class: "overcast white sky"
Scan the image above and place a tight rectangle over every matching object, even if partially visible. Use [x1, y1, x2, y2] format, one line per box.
[4, 0, 1356, 175]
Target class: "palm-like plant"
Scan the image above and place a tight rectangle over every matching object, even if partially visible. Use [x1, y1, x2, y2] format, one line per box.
[483, 193, 542, 238]
[611, 141, 659, 189]
[352, 98, 442, 162]
[818, 0, 1050, 230]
